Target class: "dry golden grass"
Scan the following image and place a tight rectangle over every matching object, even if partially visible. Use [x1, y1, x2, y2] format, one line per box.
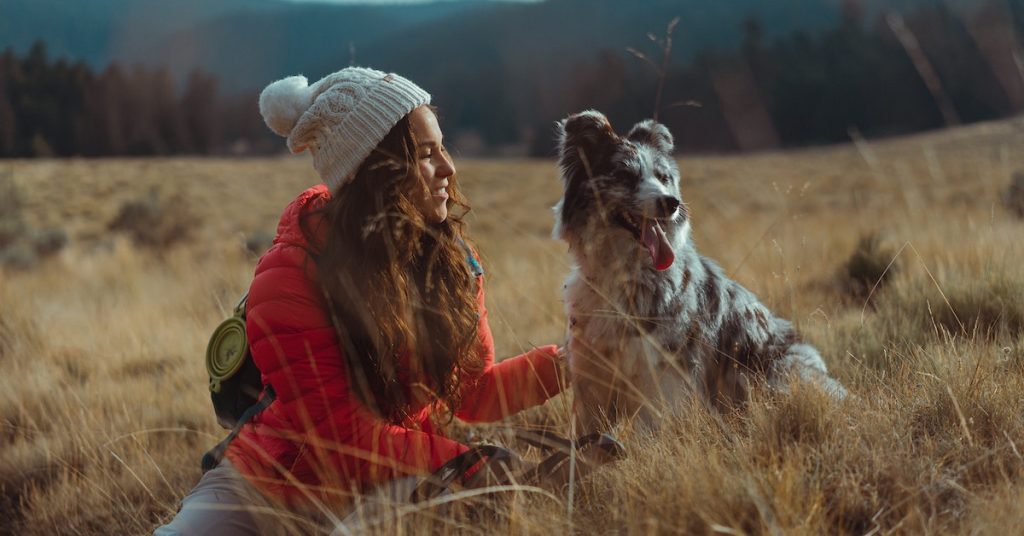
[2, 117, 1024, 534]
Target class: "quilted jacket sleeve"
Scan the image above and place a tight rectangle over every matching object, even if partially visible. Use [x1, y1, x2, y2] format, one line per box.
[454, 275, 564, 423]
[246, 244, 469, 485]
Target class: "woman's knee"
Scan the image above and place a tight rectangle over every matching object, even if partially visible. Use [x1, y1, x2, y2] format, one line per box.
[153, 492, 261, 536]
[153, 465, 263, 536]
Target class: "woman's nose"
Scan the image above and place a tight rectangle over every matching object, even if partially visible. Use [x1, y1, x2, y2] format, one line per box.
[437, 153, 456, 178]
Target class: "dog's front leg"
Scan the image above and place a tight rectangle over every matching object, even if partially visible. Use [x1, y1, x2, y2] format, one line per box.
[569, 342, 620, 433]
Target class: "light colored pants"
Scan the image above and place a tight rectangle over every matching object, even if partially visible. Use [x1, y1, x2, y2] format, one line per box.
[154, 461, 285, 536]
[154, 461, 422, 535]
[332, 477, 421, 535]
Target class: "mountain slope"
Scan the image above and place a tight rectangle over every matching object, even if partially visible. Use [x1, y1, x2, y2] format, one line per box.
[0, 0, 282, 65]
[2, 0, 846, 90]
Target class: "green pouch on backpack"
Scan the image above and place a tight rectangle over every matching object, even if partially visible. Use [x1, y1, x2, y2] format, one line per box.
[205, 292, 264, 429]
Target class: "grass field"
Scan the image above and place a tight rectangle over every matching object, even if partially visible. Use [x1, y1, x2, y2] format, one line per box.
[2, 116, 1024, 534]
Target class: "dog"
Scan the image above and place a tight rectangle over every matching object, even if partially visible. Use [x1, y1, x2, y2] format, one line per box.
[553, 110, 846, 431]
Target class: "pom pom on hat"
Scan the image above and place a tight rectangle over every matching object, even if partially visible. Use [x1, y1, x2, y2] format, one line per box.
[259, 75, 316, 137]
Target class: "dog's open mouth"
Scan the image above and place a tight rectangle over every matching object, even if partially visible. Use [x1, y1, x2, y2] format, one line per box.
[613, 212, 675, 271]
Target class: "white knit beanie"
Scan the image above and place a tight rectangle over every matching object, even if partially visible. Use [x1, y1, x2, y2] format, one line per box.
[258, 67, 431, 191]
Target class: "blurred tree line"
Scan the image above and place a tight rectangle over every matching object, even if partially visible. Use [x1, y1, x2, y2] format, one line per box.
[559, 0, 1024, 153]
[0, 42, 272, 157]
[0, 0, 1021, 158]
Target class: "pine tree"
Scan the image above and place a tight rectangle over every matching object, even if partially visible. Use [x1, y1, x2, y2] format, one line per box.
[151, 66, 192, 153]
[94, 63, 127, 155]
[0, 49, 17, 157]
[182, 68, 222, 154]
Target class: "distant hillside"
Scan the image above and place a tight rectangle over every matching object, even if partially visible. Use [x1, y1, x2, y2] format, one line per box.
[0, 0, 970, 95]
[125, 1, 489, 91]
[1, 0, 849, 91]
[2, 0, 1018, 157]
[146, 0, 851, 92]
[0, 0, 281, 66]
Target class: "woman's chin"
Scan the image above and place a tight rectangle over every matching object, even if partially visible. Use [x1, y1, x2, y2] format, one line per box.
[417, 198, 448, 224]
[428, 207, 448, 224]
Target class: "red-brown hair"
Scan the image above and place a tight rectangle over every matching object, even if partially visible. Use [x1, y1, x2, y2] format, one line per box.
[302, 111, 482, 423]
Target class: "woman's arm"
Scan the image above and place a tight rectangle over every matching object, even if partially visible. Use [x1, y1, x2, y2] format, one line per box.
[244, 241, 472, 487]
[454, 277, 565, 423]
[249, 322, 472, 485]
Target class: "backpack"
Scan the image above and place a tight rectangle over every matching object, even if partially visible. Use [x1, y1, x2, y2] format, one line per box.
[205, 292, 267, 428]
[201, 292, 275, 472]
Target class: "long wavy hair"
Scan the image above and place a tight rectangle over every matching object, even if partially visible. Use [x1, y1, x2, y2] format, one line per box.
[301, 111, 483, 424]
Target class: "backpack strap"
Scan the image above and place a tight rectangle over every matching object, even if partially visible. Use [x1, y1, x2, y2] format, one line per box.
[201, 384, 276, 473]
[458, 238, 483, 277]
[409, 444, 514, 503]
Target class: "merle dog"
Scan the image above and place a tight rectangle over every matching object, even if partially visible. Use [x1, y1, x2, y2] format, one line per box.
[554, 110, 846, 431]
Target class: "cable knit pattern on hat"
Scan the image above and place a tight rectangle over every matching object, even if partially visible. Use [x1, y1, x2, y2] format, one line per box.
[258, 67, 431, 191]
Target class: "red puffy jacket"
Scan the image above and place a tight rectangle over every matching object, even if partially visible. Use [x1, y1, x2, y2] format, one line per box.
[226, 184, 563, 508]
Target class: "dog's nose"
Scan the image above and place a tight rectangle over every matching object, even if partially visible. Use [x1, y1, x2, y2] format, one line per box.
[657, 196, 681, 216]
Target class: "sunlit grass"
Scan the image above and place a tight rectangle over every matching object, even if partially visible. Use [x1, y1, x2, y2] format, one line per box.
[2, 117, 1024, 533]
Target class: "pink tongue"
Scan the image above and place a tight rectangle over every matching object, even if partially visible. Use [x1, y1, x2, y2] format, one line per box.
[641, 219, 675, 271]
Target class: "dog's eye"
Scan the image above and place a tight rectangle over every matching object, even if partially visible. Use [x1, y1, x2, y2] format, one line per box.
[655, 172, 671, 184]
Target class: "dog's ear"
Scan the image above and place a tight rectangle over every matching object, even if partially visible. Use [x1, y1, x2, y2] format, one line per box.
[554, 110, 617, 241]
[627, 119, 674, 154]
[557, 110, 619, 172]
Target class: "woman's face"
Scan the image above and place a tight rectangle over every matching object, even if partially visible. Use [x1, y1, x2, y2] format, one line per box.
[408, 106, 456, 224]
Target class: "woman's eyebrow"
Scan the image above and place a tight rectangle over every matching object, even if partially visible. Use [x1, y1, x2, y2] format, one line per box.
[417, 140, 441, 148]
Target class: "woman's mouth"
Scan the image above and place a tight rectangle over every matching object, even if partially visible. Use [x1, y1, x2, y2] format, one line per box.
[432, 186, 448, 200]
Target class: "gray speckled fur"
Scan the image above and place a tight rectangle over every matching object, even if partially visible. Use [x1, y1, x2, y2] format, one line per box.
[553, 111, 845, 431]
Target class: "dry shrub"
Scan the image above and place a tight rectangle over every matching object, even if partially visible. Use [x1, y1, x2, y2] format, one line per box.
[0, 171, 26, 251]
[1005, 171, 1024, 218]
[30, 229, 68, 258]
[107, 189, 196, 248]
[0, 230, 68, 270]
[0, 172, 68, 270]
[885, 272, 1024, 342]
[0, 244, 37, 271]
[833, 265, 1024, 370]
[243, 229, 274, 258]
[840, 232, 897, 301]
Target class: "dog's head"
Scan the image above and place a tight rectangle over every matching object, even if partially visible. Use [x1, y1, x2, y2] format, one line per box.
[553, 110, 687, 271]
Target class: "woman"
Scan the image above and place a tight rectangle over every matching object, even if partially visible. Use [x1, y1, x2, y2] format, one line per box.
[156, 67, 565, 535]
